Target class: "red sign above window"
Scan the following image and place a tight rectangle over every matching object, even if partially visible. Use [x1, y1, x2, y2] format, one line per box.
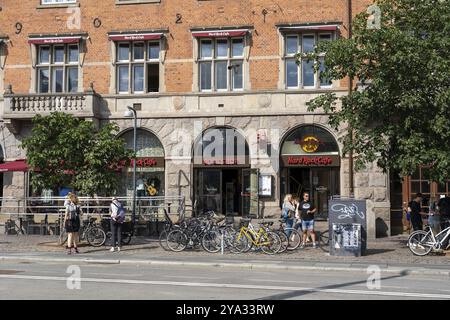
[108, 33, 163, 41]
[192, 29, 248, 38]
[28, 36, 81, 44]
[282, 155, 340, 167]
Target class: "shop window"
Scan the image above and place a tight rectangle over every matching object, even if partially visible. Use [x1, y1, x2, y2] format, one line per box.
[198, 38, 244, 92]
[36, 44, 79, 93]
[115, 41, 160, 94]
[284, 32, 333, 89]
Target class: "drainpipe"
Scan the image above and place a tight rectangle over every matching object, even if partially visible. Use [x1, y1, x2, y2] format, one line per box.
[347, 0, 355, 197]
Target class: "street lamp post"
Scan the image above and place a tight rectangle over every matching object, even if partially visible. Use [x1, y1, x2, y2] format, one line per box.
[124, 106, 137, 225]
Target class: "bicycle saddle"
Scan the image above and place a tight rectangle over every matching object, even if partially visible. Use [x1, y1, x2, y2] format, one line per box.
[261, 221, 274, 226]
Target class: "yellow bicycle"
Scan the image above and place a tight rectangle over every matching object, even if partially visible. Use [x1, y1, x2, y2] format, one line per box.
[232, 218, 282, 255]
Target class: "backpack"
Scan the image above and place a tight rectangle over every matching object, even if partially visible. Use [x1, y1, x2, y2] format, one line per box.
[113, 202, 126, 224]
[68, 204, 79, 220]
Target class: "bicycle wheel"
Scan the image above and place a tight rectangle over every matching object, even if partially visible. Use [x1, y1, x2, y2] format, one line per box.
[408, 230, 434, 256]
[285, 228, 302, 251]
[86, 227, 106, 247]
[201, 230, 221, 253]
[318, 229, 330, 252]
[276, 231, 289, 253]
[166, 229, 188, 252]
[230, 231, 251, 253]
[159, 230, 170, 251]
[260, 231, 282, 255]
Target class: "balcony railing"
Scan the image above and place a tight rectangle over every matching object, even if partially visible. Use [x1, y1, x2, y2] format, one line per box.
[2, 83, 101, 120]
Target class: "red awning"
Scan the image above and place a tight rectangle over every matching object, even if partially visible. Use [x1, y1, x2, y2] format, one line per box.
[108, 33, 163, 41]
[192, 29, 248, 38]
[280, 25, 339, 32]
[28, 36, 82, 45]
[0, 160, 28, 172]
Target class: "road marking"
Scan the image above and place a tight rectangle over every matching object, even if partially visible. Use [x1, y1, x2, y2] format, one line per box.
[0, 274, 449, 299]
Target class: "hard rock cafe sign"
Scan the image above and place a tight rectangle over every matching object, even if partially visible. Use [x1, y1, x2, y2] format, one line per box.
[296, 136, 320, 153]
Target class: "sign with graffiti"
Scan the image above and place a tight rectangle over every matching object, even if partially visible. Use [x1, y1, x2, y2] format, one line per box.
[328, 199, 367, 256]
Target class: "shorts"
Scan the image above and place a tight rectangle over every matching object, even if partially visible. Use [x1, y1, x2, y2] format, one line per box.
[302, 220, 314, 231]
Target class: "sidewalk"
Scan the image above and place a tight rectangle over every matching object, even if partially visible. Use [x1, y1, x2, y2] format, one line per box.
[1, 234, 449, 276]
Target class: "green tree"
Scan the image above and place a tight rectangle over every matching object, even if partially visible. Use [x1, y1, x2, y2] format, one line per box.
[21, 112, 134, 196]
[303, 0, 450, 182]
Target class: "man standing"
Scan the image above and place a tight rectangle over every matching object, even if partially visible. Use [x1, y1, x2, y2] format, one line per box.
[299, 192, 317, 248]
[409, 193, 424, 231]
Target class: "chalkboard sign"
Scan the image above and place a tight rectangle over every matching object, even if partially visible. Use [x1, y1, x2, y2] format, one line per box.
[328, 199, 367, 256]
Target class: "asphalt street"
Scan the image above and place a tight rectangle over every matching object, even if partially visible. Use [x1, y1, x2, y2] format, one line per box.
[0, 259, 449, 300]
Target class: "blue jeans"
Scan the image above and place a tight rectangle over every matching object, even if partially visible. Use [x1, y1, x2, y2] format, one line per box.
[285, 218, 294, 237]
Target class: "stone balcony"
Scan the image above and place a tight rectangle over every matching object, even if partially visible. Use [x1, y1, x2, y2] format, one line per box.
[2, 83, 102, 134]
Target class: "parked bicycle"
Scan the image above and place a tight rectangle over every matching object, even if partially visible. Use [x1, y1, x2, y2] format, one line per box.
[408, 220, 450, 256]
[232, 218, 282, 255]
[60, 217, 106, 247]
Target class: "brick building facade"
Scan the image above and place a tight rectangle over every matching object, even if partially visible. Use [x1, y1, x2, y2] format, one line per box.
[0, 0, 395, 239]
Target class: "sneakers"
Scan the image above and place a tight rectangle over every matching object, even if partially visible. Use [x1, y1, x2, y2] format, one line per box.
[74, 247, 80, 254]
[67, 247, 72, 255]
[110, 247, 121, 252]
[312, 243, 317, 249]
[300, 243, 305, 249]
[117, 247, 121, 252]
[109, 247, 115, 252]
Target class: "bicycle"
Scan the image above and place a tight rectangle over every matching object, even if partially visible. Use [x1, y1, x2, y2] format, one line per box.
[276, 219, 302, 251]
[166, 214, 213, 252]
[60, 217, 106, 247]
[408, 220, 450, 256]
[232, 218, 282, 255]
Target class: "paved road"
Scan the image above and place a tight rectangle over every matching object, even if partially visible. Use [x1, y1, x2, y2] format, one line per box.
[1, 259, 449, 300]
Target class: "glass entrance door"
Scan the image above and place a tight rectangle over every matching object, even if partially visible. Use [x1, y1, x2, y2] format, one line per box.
[196, 169, 222, 215]
[242, 168, 259, 217]
[311, 168, 339, 220]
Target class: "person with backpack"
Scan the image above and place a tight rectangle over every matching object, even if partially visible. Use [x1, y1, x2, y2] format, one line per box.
[110, 197, 125, 252]
[281, 194, 296, 237]
[64, 193, 81, 254]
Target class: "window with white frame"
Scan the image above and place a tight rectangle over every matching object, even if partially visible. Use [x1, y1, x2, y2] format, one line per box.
[284, 32, 333, 89]
[115, 41, 160, 94]
[36, 44, 79, 93]
[41, 0, 76, 4]
[198, 38, 244, 91]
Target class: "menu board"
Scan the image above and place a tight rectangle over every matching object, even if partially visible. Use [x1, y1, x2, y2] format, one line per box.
[258, 175, 272, 197]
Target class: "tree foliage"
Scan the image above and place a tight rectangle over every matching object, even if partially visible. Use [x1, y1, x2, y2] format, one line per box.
[21, 112, 134, 196]
[304, 0, 450, 182]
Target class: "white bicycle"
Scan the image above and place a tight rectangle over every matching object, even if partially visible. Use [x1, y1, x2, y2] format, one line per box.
[408, 220, 450, 256]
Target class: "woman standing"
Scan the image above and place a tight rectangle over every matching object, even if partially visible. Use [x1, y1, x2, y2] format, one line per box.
[64, 194, 81, 254]
[282, 194, 296, 237]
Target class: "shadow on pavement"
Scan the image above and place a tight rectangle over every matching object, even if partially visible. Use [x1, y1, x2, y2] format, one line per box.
[257, 270, 411, 300]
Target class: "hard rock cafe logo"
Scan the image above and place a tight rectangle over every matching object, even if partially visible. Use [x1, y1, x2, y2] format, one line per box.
[296, 136, 320, 153]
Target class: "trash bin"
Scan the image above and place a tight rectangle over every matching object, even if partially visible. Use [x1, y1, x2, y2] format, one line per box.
[330, 223, 362, 257]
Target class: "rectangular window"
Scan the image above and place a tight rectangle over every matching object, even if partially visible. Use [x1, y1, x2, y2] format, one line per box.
[200, 62, 212, 91]
[133, 64, 144, 92]
[231, 61, 243, 90]
[215, 61, 228, 90]
[118, 65, 129, 93]
[286, 60, 298, 88]
[38, 68, 50, 93]
[198, 37, 245, 91]
[284, 32, 334, 89]
[67, 67, 78, 93]
[115, 40, 161, 93]
[36, 43, 80, 93]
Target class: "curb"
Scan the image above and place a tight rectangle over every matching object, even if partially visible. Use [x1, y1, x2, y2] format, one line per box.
[1, 255, 449, 276]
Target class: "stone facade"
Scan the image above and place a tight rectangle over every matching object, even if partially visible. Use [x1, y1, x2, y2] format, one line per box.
[0, 0, 392, 239]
